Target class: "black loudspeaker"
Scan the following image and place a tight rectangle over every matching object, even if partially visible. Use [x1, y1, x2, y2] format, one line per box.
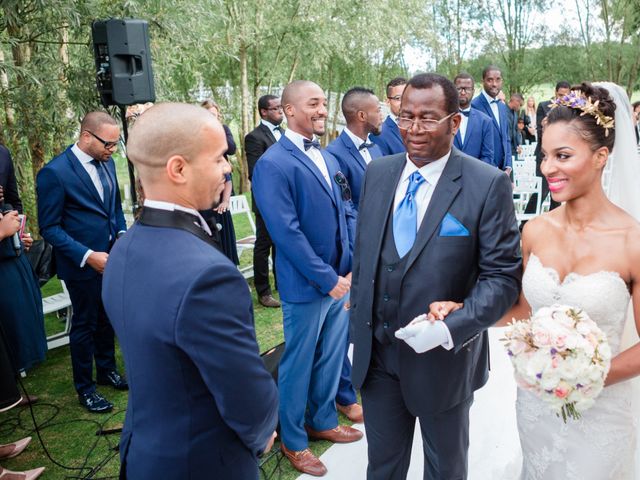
[260, 342, 285, 384]
[92, 18, 155, 107]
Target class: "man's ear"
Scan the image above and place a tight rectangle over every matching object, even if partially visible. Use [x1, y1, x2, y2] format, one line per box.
[166, 155, 188, 184]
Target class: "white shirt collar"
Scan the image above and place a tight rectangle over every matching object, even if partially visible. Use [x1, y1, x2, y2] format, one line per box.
[143, 199, 212, 235]
[71, 143, 94, 165]
[285, 128, 318, 153]
[481, 90, 498, 104]
[460, 107, 471, 113]
[260, 119, 281, 132]
[388, 113, 398, 124]
[344, 127, 369, 149]
[401, 150, 451, 186]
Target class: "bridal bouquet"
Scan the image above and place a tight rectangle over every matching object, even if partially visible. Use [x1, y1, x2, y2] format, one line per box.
[502, 304, 612, 422]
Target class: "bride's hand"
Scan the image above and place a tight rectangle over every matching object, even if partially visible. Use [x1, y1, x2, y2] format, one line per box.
[427, 301, 463, 321]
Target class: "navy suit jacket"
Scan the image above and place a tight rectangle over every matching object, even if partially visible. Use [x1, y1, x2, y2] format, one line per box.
[252, 134, 356, 302]
[102, 216, 278, 479]
[0, 145, 22, 213]
[453, 109, 495, 165]
[371, 116, 405, 156]
[471, 95, 512, 170]
[326, 131, 383, 210]
[350, 148, 521, 416]
[36, 146, 126, 281]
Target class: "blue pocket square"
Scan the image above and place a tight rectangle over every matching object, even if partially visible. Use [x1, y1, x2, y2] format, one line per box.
[439, 213, 470, 237]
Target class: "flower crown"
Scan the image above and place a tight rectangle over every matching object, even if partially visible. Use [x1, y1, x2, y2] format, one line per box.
[549, 90, 614, 137]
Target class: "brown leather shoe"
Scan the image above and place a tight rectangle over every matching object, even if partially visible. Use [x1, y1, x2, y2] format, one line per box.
[305, 424, 363, 443]
[259, 294, 281, 308]
[280, 443, 327, 476]
[337, 402, 364, 423]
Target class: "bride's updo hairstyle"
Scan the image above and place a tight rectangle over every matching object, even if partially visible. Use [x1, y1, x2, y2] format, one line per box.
[545, 82, 616, 154]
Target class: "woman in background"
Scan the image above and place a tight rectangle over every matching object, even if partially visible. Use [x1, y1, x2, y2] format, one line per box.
[200, 99, 239, 265]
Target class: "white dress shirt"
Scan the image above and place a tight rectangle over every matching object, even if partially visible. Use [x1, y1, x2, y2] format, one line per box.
[261, 119, 282, 141]
[393, 152, 454, 350]
[72, 143, 106, 202]
[144, 199, 212, 235]
[481, 90, 500, 125]
[458, 108, 471, 144]
[285, 129, 332, 188]
[344, 127, 373, 164]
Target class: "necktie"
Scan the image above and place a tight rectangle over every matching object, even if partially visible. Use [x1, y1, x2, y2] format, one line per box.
[303, 138, 321, 151]
[459, 109, 470, 117]
[393, 171, 425, 257]
[91, 159, 112, 208]
[359, 142, 374, 151]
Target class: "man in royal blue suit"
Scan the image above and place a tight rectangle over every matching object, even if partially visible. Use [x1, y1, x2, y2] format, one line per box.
[102, 104, 278, 479]
[253, 80, 363, 477]
[371, 77, 407, 156]
[470, 66, 513, 172]
[326, 87, 383, 423]
[452, 73, 494, 164]
[37, 112, 127, 413]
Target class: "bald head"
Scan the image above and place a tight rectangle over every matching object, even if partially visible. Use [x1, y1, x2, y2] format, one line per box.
[80, 111, 117, 133]
[281, 80, 328, 138]
[127, 103, 222, 175]
[281, 80, 321, 109]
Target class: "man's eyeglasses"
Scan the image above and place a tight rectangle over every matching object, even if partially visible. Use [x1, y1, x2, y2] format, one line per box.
[387, 95, 402, 102]
[85, 131, 119, 150]
[456, 87, 473, 93]
[397, 112, 456, 132]
[334, 171, 352, 202]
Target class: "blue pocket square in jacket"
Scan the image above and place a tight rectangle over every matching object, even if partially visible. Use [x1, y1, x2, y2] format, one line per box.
[439, 213, 470, 237]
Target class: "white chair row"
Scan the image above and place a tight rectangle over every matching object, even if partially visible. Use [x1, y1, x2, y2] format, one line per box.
[43, 280, 72, 350]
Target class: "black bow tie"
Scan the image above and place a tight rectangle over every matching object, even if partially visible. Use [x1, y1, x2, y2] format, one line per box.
[459, 109, 470, 117]
[273, 126, 283, 133]
[490, 99, 500, 105]
[359, 142, 374, 151]
[303, 138, 321, 151]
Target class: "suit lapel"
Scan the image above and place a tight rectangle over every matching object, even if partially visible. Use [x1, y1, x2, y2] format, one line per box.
[281, 136, 336, 205]
[477, 95, 501, 133]
[259, 123, 277, 145]
[388, 117, 403, 144]
[463, 112, 477, 148]
[341, 133, 367, 172]
[65, 148, 107, 211]
[404, 151, 463, 275]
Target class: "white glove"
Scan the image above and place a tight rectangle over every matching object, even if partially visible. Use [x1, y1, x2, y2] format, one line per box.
[395, 314, 449, 354]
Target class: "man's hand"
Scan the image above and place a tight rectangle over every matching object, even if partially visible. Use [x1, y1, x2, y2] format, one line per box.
[0, 210, 20, 239]
[329, 275, 351, 300]
[261, 431, 277, 456]
[87, 251, 109, 273]
[427, 301, 463, 321]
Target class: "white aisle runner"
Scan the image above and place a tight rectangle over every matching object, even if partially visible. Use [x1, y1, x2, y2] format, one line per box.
[298, 327, 521, 480]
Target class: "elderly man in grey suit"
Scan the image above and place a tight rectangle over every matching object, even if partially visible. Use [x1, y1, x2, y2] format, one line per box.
[350, 73, 521, 480]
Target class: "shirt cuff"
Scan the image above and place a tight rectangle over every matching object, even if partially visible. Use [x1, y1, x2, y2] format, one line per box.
[439, 321, 454, 350]
[80, 249, 93, 268]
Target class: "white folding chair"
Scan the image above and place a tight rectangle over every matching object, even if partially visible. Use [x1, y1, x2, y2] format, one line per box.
[43, 280, 73, 350]
[229, 195, 257, 278]
[513, 176, 542, 223]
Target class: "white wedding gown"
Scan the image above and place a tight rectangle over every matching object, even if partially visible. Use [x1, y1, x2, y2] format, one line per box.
[515, 253, 637, 479]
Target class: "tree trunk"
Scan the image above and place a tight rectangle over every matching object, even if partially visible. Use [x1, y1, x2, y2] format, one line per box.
[238, 42, 251, 193]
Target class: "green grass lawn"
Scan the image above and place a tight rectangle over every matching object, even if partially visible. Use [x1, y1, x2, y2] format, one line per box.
[1, 198, 347, 480]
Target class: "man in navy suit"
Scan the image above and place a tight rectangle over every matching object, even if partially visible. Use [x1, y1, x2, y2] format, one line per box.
[350, 74, 521, 479]
[37, 112, 127, 413]
[452, 73, 494, 164]
[253, 80, 362, 476]
[470, 66, 513, 172]
[371, 77, 407, 156]
[326, 87, 383, 424]
[245, 94, 283, 308]
[102, 103, 278, 480]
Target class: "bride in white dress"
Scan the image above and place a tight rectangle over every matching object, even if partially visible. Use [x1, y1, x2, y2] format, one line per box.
[432, 82, 640, 479]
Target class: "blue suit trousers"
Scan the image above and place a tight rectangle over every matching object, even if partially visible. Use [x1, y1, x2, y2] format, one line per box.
[279, 294, 349, 450]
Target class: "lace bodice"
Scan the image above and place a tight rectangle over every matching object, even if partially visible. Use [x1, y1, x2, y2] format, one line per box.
[517, 253, 636, 480]
[523, 253, 631, 356]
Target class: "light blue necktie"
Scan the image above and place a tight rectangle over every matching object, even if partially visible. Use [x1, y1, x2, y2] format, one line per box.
[393, 171, 425, 257]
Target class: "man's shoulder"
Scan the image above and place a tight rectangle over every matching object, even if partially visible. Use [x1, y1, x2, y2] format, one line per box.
[454, 149, 502, 179]
[367, 152, 404, 173]
[471, 95, 485, 107]
[326, 133, 348, 153]
[470, 108, 492, 123]
[246, 124, 266, 140]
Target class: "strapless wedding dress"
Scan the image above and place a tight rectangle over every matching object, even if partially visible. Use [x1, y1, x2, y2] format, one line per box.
[516, 253, 637, 479]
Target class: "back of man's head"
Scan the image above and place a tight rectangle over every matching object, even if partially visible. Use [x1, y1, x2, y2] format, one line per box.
[127, 103, 220, 181]
[80, 111, 117, 132]
[341, 87, 375, 123]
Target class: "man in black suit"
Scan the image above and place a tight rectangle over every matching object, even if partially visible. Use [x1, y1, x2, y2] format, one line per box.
[350, 73, 521, 479]
[0, 144, 22, 213]
[525, 81, 570, 213]
[245, 95, 283, 308]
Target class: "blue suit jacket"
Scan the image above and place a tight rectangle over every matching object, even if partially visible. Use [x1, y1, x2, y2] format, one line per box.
[36, 146, 126, 281]
[454, 109, 495, 165]
[371, 116, 405, 156]
[252, 135, 356, 303]
[103, 219, 278, 479]
[470, 95, 512, 170]
[326, 131, 383, 210]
